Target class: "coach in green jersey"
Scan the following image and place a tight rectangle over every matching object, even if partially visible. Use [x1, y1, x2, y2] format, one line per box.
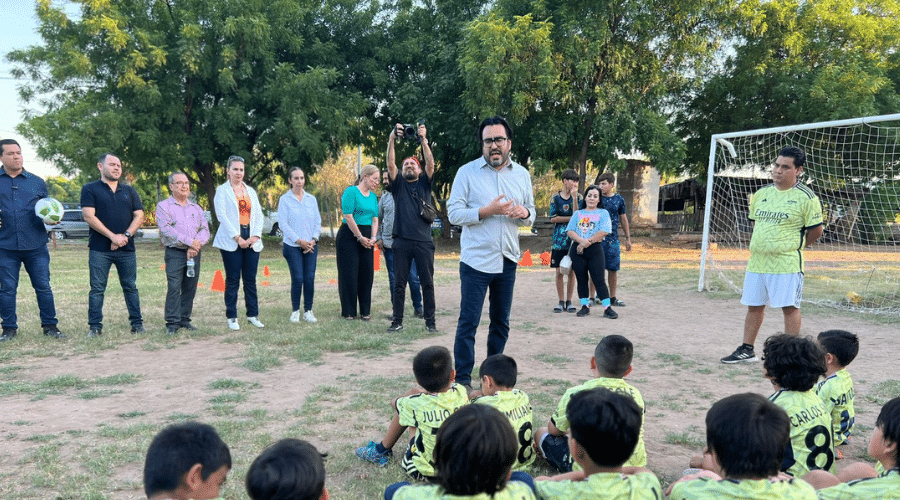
[721, 147, 824, 364]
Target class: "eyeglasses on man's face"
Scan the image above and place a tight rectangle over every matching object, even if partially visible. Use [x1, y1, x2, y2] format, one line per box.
[482, 137, 508, 147]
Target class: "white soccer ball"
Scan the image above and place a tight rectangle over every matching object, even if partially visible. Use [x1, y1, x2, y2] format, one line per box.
[35, 197, 64, 224]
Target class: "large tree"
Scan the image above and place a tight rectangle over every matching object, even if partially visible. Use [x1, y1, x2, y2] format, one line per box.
[677, 0, 900, 174]
[458, 0, 733, 186]
[7, 0, 370, 206]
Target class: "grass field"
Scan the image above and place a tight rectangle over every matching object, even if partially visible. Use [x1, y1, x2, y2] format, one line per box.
[0, 237, 897, 499]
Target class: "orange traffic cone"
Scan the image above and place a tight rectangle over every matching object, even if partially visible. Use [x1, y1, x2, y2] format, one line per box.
[518, 249, 533, 266]
[159, 263, 166, 270]
[264, 265, 271, 277]
[261, 280, 270, 287]
[210, 270, 226, 292]
[373, 245, 381, 271]
[540, 251, 551, 266]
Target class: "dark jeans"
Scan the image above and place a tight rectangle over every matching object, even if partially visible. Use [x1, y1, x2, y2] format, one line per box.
[0, 246, 57, 329]
[164, 247, 201, 327]
[391, 237, 434, 324]
[383, 247, 422, 313]
[336, 224, 374, 318]
[89, 250, 142, 329]
[220, 226, 260, 319]
[453, 259, 517, 385]
[282, 243, 318, 312]
[570, 244, 609, 301]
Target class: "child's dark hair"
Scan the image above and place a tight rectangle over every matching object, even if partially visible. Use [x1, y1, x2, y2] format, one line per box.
[432, 404, 517, 496]
[762, 334, 826, 391]
[561, 169, 579, 181]
[594, 335, 633, 378]
[413, 346, 454, 393]
[876, 397, 900, 466]
[568, 388, 641, 468]
[817, 330, 859, 367]
[598, 172, 616, 185]
[705, 393, 791, 479]
[479, 354, 517, 388]
[246, 439, 327, 500]
[143, 421, 232, 497]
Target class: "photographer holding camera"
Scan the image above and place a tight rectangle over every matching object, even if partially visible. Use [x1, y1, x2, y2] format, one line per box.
[385, 122, 437, 334]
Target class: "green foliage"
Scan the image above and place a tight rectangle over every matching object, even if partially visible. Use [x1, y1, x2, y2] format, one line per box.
[678, 0, 900, 174]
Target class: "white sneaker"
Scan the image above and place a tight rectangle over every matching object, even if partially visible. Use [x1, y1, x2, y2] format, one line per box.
[247, 316, 265, 328]
[303, 311, 317, 323]
[227, 318, 240, 330]
[290, 310, 301, 323]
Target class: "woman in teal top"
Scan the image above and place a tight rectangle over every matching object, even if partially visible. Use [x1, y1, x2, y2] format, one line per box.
[336, 164, 380, 319]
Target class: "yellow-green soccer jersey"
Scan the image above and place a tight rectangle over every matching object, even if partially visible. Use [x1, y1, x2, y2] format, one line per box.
[535, 471, 662, 500]
[668, 476, 818, 499]
[817, 467, 900, 500]
[549, 377, 647, 468]
[769, 389, 835, 477]
[816, 369, 855, 446]
[746, 183, 823, 274]
[393, 479, 537, 500]
[397, 383, 469, 478]
[472, 389, 535, 470]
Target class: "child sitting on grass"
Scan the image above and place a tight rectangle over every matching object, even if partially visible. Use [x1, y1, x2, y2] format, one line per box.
[816, 329, 858, 450]
[470, 353, 535, 470]
[804, 396, 900, 498]
[143, 422, 232, 500]
[764, 334, 834, 477]
[535, 334, 646, 471]
[670, 393, 818, 499]
[246, 438, 329, 500]
[384, 404, 537, 499]
[535, 388, 661, 499]
[356, 345, 468, 480]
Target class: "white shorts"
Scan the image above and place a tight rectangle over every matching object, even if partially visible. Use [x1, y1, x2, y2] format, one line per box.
[740, 272, 803, 308]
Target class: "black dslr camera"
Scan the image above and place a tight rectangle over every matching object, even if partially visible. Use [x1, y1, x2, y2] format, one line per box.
[400, 120, 425, 144]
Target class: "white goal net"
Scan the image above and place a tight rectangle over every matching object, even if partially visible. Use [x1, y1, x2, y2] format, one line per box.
[699, 113, 900, 316]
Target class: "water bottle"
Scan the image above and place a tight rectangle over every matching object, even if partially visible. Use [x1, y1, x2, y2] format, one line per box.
[186, 258, 195, 277]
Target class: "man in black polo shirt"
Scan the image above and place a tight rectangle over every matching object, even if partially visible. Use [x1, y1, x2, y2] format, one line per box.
[81, 153, 145, 337]
[385, 123, 437, 333]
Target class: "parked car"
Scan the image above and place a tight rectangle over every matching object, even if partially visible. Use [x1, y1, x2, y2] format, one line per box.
[45, 209, 90, 239]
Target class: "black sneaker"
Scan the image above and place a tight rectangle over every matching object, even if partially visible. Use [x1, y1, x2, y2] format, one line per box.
[721, 345, 758, 364]
[42, 325, 66, 339]
[166, 325, 179, 335]
[386, 322, 403, 333]
[131, 325, 146, 334]
[0, 328, 16, 342]
[179, 322, 198, 331]
[426, 324, 438, 334]
[603, 306, 619, 319]
[576, 305, 590, 317]
[414, 309, 424, 319]
[87, 328, 102, 338]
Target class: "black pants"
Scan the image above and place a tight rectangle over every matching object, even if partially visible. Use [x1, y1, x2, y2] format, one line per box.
[392, 237, 436, 325]
[336, 224, 374, 317]
[570, 244, 609, 301]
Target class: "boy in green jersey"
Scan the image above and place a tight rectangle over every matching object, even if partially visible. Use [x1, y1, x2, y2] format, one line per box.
[805, 396, 900, 499]
[815, 330, 858, 450]
[143, 422, 232, 500]
[535, 335, 646, 471]
[535, 388, 661, 500]
[384, 404, 537, 500]
[764, 334, 834, 477]
[356, 346, 468, 479]
[668, 393, 817, 499]
[470, 354, 535, 470]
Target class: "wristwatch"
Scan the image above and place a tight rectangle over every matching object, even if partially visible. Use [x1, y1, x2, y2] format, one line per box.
[124, 231, 133, 238]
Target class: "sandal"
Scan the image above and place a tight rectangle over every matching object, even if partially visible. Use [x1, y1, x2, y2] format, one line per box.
[361, 316, 371, 321]
[566, 301, 577, 313]
[553, 302, 564, 313]
[343, 316, 357, 320]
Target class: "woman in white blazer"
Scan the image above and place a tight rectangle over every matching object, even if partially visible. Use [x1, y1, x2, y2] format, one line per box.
[213, 155, 265, 331]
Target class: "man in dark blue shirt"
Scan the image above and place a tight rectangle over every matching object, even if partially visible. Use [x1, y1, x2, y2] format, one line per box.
[81, 153, 145, 337]
[0, 139, 64, 341]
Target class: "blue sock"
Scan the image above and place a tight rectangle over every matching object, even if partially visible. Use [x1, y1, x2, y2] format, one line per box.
[602, 298, 611, 309]
[375, 442, 389, 454]
[581, 298, 590, 306]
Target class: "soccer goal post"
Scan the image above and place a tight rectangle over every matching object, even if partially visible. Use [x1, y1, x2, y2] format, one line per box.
[699, 113, 900, 316]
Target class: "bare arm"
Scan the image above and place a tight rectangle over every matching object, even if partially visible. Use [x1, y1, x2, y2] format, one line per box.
[387, 124, 400, 182]
[82, 206, 128, 247]
[620, 213, 632, 251]
[806, 225, 824, 247]
[420, 124, 435, 179]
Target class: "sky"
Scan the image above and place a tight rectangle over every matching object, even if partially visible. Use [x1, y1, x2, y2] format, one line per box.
[1, 0, 61, 178]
